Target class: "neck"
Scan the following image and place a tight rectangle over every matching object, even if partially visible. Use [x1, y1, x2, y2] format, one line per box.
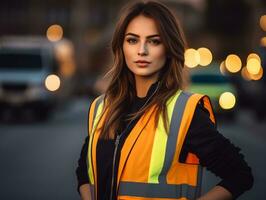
[135, 76, 158, 98]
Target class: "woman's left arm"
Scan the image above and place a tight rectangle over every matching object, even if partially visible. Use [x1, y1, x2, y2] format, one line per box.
[182, 104, 254, 199]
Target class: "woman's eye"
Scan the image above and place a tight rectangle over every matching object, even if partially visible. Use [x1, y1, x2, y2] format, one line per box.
[126, 38, 137, 44]
[149, 39, 161, 45]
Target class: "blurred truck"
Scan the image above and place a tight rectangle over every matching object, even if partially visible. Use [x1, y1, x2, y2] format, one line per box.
[0, 36, 76, 120]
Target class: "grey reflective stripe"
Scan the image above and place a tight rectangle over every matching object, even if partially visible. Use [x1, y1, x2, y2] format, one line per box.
[89, 184, 96, 200]
[92, 95, 104, 128]
[158, 91, 192, 183]
[119, 181, 198, 199]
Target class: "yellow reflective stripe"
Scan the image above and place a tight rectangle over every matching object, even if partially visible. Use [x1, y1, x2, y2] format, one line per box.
[88, 97, 104, 184]
[148, 115, 167, 183]
[148, 90, 181, 183]
[88, 136, 94, 183]
[91, 97, 104, 134]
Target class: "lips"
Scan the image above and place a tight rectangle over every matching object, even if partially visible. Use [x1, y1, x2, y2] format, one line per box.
[135, 60, 151, 67]
[135, 60, 151, 64]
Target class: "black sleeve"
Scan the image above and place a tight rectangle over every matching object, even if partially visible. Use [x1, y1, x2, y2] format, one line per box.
[181, 103, 254, 199]
[75, 100, 96, 194]
[75, 135, 90, 194]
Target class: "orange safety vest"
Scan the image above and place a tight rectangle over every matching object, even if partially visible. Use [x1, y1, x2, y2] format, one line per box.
[87, 90, 215, 200]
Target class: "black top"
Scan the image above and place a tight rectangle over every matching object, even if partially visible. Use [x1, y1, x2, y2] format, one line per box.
[76, 83, 253, 200]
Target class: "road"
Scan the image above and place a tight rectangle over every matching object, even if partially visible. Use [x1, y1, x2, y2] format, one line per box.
[0, 97, 265, 200]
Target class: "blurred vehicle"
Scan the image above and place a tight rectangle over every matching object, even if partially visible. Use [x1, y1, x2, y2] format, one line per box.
[0, 36, 76, 120]
[236, 76, 266, 119]
[187, 63, 238, 118]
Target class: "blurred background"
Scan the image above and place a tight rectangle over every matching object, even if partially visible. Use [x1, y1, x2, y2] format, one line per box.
[0, 0, 266, 199]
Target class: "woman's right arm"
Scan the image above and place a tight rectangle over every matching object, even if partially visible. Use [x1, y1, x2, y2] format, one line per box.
[76, 136, 91, 199]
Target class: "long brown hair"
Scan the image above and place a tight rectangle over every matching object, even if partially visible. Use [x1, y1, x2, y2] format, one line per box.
[99, 0, 187, 139]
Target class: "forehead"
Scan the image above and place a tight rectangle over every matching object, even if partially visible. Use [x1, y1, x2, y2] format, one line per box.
[125, 15, 160, 36]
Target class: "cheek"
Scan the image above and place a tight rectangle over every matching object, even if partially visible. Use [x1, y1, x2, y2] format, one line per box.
[123, 44, 134, 60]
[154, 48, 166, 65]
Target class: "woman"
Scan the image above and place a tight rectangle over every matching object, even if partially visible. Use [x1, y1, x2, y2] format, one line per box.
[76, 1, 253, 200]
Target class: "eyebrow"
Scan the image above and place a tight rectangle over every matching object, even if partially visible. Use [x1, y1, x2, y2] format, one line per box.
[125, 33, 160, 39]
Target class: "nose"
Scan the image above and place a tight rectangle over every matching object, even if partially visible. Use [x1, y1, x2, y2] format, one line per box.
[138, 42, 148, 56]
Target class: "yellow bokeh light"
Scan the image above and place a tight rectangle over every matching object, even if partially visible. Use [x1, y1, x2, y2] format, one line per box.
[220, 61, 226, 75]
[219, 92, 236, 110]
[241, 67, 252, 81]
[261, 37, 266, 47]
[247, 53, 261, 63]
[246, 58, 261, 75]
[46, 24, 63, 42]
[260, 15, 266, 31]
[197, 47, 213, 66]
[250, 67, 263, 81]
[225, 54, 242, 73]
[184, 48, 200, 68]
[45, 74, 61, 91]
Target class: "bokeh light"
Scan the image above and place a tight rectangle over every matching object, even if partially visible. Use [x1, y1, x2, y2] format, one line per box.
[241, 67, 252, 81]
[220, 61, 226, 75]
[260, 37, 266, 47]
[219, 92, 236, 110]
[46, 24, 63, 42]
[45, 74, 61, 91]
[246, 58, 261, 75]
[250, 67, 263, 81]
[259, 15, 266, 31]
[247, 53, 261, 63]
[197, 47, 213, 66]
[184, 48, 200, 68]
[225, 54, 242, 73]
[241, 66, 263, 81]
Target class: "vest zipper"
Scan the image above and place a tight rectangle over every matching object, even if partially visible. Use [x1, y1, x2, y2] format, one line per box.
[110, 134, 121, 200]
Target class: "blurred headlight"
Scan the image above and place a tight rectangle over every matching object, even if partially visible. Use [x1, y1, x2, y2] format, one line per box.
[45, 74, 61, 92]
[219, 92, 236, 110]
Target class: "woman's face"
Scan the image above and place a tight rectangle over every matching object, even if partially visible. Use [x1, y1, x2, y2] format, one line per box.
[123, 15, 166, 82]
